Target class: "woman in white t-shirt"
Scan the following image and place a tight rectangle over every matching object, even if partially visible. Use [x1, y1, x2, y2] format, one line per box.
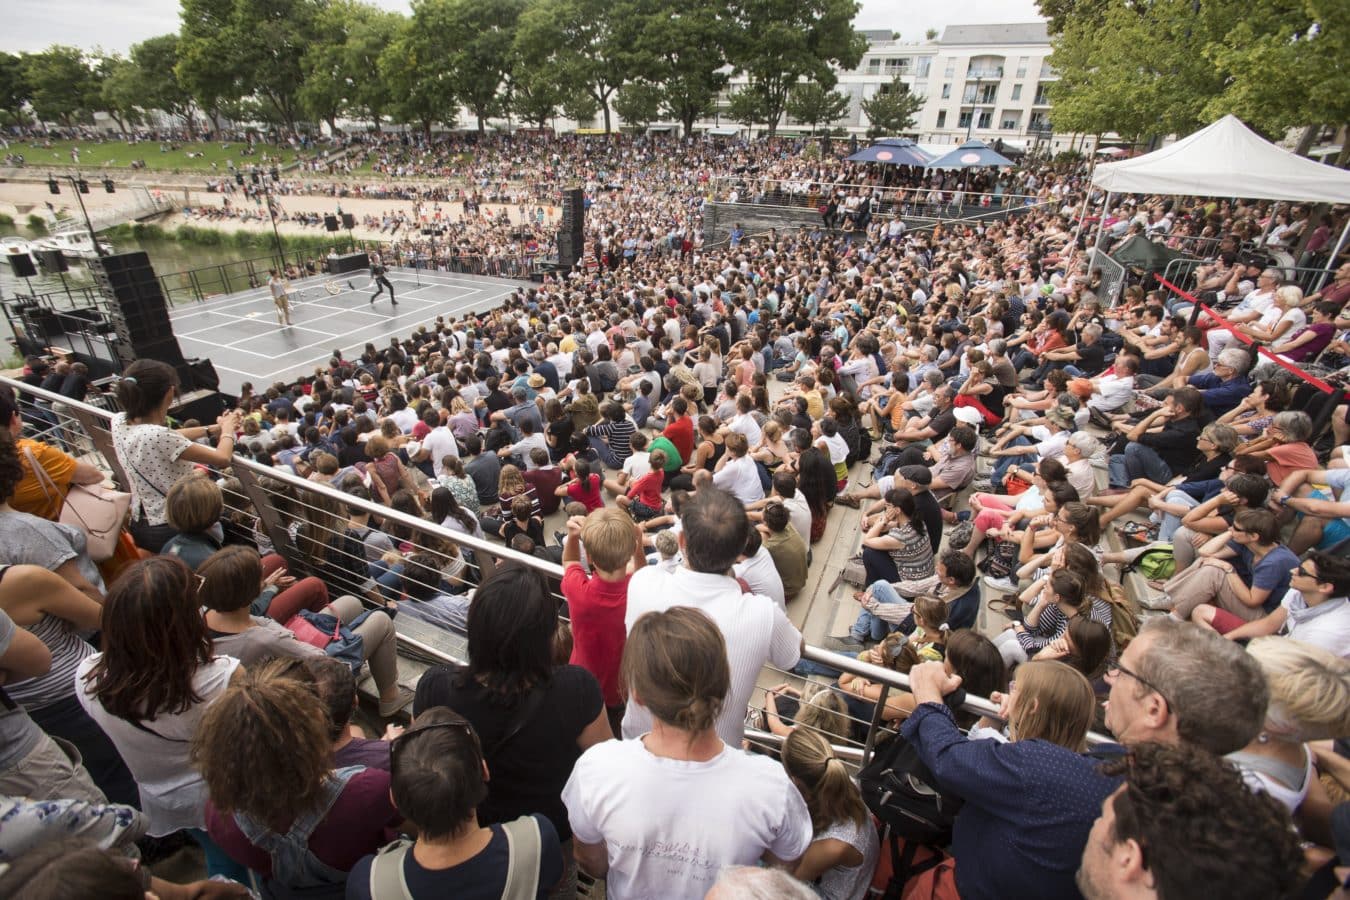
[111, 359, 242, 552]
[781, 727, 879, 900]
[562, 607, 812, 900]
[75, 556, 246, 883]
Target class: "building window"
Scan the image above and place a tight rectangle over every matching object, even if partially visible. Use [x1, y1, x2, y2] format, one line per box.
[1029, 112, 1050, 132]
[979, 83, 998, 103]
[957, 110, 972, 128]
[915, 57, 931, 77]
[867, 58, 881, 74]
[936, 110, 947, 128]
[1040, 60, 1056, 79]
[977, 110, 992, 129]
[1001, 112, 1021, 130]
[1011, 84, 1022, 101]
[1034, 84, 1051, 105]
[1016, 56, 1028, 78]
[941, 83, 951, 99]
[962, 84, 977, 103]
[945, 59, 956, 77]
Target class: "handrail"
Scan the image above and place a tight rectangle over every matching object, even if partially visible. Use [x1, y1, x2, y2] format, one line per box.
[1, 374, 1115, 751]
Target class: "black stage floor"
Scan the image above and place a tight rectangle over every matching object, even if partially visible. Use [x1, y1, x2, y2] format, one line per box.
[169, 267, 526, 395]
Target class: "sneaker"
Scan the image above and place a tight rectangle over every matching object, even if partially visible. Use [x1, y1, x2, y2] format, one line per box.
[391, 299, 398, 306]
[823, 634, 866, 653]
[834, 492, 861, 509]
[983, 574, 1018, 593]
[969, 477, 994, 493]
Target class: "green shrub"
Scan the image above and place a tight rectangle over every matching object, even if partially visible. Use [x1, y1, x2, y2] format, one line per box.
[0, 213, 14, 228]
[26, 214, 48, 234]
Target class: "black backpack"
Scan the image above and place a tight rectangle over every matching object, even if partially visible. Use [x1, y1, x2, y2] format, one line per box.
[859, 732, 962, 848]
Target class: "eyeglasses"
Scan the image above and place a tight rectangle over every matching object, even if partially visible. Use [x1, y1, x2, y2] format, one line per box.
[1105, 660, 1171, 710]
[391, 716, 479, 759]
[193, 573, 206, 593]
[1293, 564, 1319, 580]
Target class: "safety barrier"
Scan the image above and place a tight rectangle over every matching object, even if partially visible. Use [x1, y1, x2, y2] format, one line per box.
[2, 374, 1113, 764]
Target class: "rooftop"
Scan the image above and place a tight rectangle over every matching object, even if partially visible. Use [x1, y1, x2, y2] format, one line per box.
[940, 22, 1050, 45]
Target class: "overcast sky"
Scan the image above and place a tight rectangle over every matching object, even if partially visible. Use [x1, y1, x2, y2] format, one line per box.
[4, 0, 1044, 55]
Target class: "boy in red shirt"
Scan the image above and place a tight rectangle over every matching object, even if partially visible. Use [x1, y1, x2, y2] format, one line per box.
[562, 508, 645, 736]
[616, 449, 667, 523]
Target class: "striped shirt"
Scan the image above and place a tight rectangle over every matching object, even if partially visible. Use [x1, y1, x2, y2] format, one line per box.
[1018, 596, 1114, 655]
[6, 611, 95, 711]
[586, 417, 637, 463]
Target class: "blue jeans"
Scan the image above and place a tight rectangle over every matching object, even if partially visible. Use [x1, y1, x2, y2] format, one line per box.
[588, 434, 621, 469]
[993, 436, 1035, 484]
[1159, 489, 1200, 541]
[851, 580, 910, 642]
[862, 546, 899, 587]
[1109, 443, 1173, 488]
[1063, 365, 1085, 377]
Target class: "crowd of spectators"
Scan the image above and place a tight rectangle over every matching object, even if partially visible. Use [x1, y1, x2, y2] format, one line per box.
[2, 133, 1350, 900]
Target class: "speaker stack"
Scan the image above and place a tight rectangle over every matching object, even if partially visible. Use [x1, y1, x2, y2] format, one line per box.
[88, 251, 189, 377]
[556, 187, 585, 269]
[341, 213, 356, 230]
[324, 215, 340, 232]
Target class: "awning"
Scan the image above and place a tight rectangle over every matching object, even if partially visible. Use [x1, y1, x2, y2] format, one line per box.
[925, 140, 1017, 170]
[705, 126, 740, 137]
[845, 138, 932, 166]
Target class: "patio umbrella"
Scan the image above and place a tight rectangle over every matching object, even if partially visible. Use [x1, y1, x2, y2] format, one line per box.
[925, 140, 1016, 170]
[845, 138, 933, 167]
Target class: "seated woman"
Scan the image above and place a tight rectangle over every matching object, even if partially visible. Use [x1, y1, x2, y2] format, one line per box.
[965, 463, 1073, 559]
[1092, 422, 1238, 530]
[1169, 508, 1300, 631]
[780, 728, 880, 900]
[482, 463, 540, 533]
[561, 607, 811, 899]
[1215, 379, 1290, 440]
[1225, 638, 1348, 841]
[197, 545, 408, 716]
[196, 659, 402, 897]
[1234, 410, 1319, 486]
[1030, 616, 1113, 684]
[901, 659, 1120, 900]
[994, 565, 1114, 667]
[953, 360, 1003, 427]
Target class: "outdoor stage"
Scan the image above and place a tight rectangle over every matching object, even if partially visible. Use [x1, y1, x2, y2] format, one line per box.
[169, 267, 526, 396]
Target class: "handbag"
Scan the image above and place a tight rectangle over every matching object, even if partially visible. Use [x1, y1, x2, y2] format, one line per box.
[978, 538, 1019, 579]
[285, 606, 368, 673]
[23, 447, 131, 562]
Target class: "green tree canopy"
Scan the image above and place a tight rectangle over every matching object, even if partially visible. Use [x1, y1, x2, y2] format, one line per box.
[626, 0, 731, 136]
[726, 0, 866, 136]
[613, 81, 664, 131]
[786, 82, 851, 134]
[514, 0, 640, 133]
[378, 9, 458, 137]
[24, 45, 98, 128]
[860, 78, 922, 138]
[97, 56, 144, 134]
[129, 35, 193, 128]
[0, 52, 32, 126]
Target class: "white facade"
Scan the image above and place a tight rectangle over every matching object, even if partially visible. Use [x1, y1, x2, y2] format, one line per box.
[709, 23, 1089, 154]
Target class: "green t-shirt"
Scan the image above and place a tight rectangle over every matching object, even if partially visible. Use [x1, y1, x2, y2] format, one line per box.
[647, 435, 684, 471]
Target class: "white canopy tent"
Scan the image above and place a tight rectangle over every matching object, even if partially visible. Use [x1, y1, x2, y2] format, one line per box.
[1091, 114, 1350, 203]
[1089, 115, 1350, 283]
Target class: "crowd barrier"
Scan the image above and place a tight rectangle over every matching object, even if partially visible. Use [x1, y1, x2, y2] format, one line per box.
[3, 375, 1112, 766]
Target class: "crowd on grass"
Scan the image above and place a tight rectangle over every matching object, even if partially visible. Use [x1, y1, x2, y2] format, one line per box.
[2, 136, 1350, 900]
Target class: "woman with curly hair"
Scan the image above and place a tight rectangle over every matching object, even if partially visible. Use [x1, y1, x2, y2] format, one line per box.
[195, 659, 401, 897]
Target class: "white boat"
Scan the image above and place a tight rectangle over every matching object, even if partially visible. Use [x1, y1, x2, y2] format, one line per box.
[34, 229, 114, 260]
[0, 236, 39, 267]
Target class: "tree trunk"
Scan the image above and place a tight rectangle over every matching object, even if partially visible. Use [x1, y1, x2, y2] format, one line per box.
[602, 102, 612, 134]
[1293, 124, 1319, 157]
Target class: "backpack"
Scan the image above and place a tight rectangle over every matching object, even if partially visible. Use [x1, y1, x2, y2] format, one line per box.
[977, 538, 1019, 580]
[856, 428, 874, 466]
[1103, 579, 1141, 653]
[869, 833, 960, 900]
[368, 815, 544, 900]
[1128, 545, 1176, 581]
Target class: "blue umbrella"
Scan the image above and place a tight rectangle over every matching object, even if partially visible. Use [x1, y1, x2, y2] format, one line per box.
[925, 140, 1016, 170]
[845, 138, 933, 167]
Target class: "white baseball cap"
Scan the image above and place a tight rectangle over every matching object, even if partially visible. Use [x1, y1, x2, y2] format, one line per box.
[952, 407, 984, 425]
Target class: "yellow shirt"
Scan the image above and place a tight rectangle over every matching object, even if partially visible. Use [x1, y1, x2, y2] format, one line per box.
[13, 438, 77, 520]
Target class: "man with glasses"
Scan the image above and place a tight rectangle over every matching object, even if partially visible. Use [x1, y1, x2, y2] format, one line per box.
[1185, 347, 1252, 418]
[1103, 618, 1267, 756]
[1075, 741, 1302, 900]
[1201, 550, 1350, 658]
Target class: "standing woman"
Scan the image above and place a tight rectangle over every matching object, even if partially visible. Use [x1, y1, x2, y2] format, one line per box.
[562, 607, 812, 900]
[780, 728, 879, 900]
[414, 565, 612, 898]
[74, 557, 248, 881]
[112, 359, 242, 552]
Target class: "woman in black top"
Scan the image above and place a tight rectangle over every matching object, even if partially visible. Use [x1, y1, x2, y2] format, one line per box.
[413, 566, 610, 894]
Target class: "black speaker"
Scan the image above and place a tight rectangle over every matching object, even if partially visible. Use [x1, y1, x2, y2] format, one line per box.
[341, 213, 356, 230]
[38, 250, 68, 273]
[324, 215, 340, 232]
[326, 252, 369, 275]
[184, 357, 221, 392]
[89, 252, 191, 374]
[7, 254, 37, 278]
[561, 188, 584, 229]
[557, 232, 584, 267]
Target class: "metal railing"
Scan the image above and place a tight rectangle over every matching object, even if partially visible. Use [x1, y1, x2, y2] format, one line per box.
[1, 374, 1114, 764]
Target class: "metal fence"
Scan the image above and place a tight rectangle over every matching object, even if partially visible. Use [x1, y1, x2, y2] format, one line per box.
[1, 374, 1112, 765]
[710, 176, 1045, 217]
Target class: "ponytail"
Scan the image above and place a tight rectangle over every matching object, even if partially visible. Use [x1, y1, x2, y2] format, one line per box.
[116, 359, 179, 420]
[782, 728, 869, 832]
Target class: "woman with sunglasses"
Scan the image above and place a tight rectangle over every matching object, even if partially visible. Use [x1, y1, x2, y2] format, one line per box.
[194, 659, 403, 898]
[74, 557, 248, 882]
[349, 707, 564, 899]
[1166, 508, 1300, 630]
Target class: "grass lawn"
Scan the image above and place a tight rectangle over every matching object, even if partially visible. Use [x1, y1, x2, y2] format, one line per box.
[6, 139, 313, 173]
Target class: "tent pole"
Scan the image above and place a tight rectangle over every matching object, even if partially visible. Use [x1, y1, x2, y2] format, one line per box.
[1092, 191, 1112, 254]
[1316, 216, 1350, 292]
[1069, 156, 1098, 249]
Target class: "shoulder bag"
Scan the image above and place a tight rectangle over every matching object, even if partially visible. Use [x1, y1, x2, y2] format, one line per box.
[23, 446, 131, 562]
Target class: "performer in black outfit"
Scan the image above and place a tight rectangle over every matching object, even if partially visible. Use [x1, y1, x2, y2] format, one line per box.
[369, 253, 397, 306]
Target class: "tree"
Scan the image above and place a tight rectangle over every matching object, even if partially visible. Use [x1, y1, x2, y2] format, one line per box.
[24, 45, 98, 128]
[613, 81, 663, 131]
[378, 14, 458, 137]
[442, 0, 524, 132]
[345, 5, 403, 128]
[925, 28, 938, 40]
[726, 0, 867, 136]
[514, 0, 640, 133]
[626, 0, 732, 136]
[0, 52, 32, 126]
[129, 35, 193, 130]
[97, 56, 144, 134]
[860, 77, 923, 138]
[785, 81, 850, 134]
[726, 89, 764, 132]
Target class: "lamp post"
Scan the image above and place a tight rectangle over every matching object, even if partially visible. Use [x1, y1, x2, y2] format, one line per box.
[45, 173, 111, 257]
[240, 166, 287, 271]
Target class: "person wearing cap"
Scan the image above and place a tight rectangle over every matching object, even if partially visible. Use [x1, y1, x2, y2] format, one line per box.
[838, 464, 942, 554]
